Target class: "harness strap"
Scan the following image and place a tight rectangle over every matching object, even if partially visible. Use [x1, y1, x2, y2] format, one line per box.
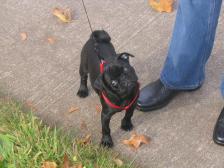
[100, 61, 139, 110]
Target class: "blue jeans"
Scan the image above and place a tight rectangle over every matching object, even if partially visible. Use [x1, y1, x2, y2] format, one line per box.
[160, 0, 223, 93]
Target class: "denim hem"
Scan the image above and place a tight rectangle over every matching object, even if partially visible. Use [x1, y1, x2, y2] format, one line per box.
[160, 73, 204, 91]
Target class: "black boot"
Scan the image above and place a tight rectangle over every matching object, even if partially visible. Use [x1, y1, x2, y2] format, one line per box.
[213, 107, 224, 146]
[137, 79, 178, 112]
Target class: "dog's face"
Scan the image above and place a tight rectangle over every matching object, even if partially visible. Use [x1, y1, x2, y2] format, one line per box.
[94, 53, 138, 99]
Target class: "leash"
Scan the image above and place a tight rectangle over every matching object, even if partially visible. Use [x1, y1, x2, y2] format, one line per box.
[81, 0, 104, 62]
[81, 0, 93, 33]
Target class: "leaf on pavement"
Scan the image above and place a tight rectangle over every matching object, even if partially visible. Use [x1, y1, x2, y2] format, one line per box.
[122, 132, 150, 149]
[41, 161, 57, 168]
[20, 32, 27, 41]
[53, 7, 72, 23]
[149, 0, 174, 13]
[25, 100, 37, 111]
[68, 106, 79, 113]
[80, 120, 88, 130]
[47, 37, 56, 44]
[95, 104, 102, 114]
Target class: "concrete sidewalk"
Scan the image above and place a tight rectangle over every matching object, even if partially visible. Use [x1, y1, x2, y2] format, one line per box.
[1, 0, 224, 167]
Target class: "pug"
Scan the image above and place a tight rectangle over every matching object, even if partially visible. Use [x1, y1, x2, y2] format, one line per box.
[77, 30, 139, 147]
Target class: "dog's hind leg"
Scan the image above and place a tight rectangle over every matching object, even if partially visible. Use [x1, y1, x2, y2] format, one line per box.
[77, 55, 89, 98]
[121, 105, 135, 131]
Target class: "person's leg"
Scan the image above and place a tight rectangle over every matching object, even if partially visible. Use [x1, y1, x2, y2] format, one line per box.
[137, 0, 222, 112]
[213, 80, 224, 145]
[161, 0, 222, 90]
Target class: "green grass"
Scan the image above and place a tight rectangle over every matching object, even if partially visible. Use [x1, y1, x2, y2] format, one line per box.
[0, 98, 136, 168]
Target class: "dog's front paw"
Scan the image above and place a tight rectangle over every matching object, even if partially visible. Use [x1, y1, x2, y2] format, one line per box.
[121, 120, 133, 131]
[77, 86, 89, 98]
[100, 135, 113, 148]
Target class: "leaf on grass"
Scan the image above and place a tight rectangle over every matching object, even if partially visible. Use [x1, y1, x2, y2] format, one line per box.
[149, 0, 174, 13]
[80, 120, 87, 130]
[20, 32, 27, 41]
[63, 153, 70, 168]
[47, 37, 56, 44]
[113, 158, 123, 167]
[95, 104, 102, 114]
[41, 161, 57, 168]
[122, 132, 150, 149]
[68, 106, 79, 113]
[53, 7, 72, 23]
[78, 134, 91, 145]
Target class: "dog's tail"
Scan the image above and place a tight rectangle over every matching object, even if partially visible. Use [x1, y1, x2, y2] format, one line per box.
[91, 30, 111, 43]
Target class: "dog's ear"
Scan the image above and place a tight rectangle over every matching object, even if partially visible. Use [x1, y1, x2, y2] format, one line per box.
[117, 52, 135, 63]
[94, 74, 104, 91]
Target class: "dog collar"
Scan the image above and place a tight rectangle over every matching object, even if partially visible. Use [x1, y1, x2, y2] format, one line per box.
[100, 60, 139, 110]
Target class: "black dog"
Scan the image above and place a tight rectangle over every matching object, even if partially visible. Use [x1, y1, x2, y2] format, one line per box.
[77, 30, 139, 147]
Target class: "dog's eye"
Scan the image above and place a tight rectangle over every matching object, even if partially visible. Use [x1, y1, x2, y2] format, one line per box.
[111, 80, 118, 87]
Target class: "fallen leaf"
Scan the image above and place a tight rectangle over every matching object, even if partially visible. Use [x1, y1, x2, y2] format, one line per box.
[20, 32, 27, 41]
[95, 104, 102, 114]
[80, 120, 87, 130]
[25, 100, 37, 111]
[68, 106, 79, 113]
[63, 153, 70, 168]
[0, 155, 3, 161]
[73, 155, 77, 162]
[122, 132, 150, 149]
[53, 7, 72, 23]
[149, 0, 174, 13]
[78, 134, 91, 145]
[47, 37, 56, 44]
[113, 158, 123, 167]
[41, 161, 57, 168]
[75, 164, 83, 168]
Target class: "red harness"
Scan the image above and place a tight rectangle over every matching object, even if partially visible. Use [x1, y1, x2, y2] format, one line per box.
[100, 60, 139, 110]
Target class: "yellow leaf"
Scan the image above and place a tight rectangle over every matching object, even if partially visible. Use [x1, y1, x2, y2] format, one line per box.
[149, 0, 174, 13]
[68, 106, 79, 113]
[20, 32, 27, 41]
[41, 161, 57, 168]
[73, 155, 77, 162]
[122, 132, 150, 149]
[53, 7, 72, 23]
[113, 158, 123, 167]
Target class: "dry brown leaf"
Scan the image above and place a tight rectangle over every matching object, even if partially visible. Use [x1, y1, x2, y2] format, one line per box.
[149, 0, 174, 13]
[25, 100, 37, 111]
[78, 134, 91, 145]
[63, 153, 70, 168]
[53, 7, 72, 23]
[95, 104, 102, 114]
[47, 37, 56, 44]
[113, 158, 123, 167]
[75, 164, 83, 168]
[80, 120, 88, 130]
[68, 106, 79, 113]
[122, 132, 150, 149]
[0, 155, 3, 161]
[20, 32, 27, 41]
[41, 161, 57, 168]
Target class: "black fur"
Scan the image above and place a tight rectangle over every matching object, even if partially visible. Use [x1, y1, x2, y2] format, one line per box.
[77, 30, 138, 147]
